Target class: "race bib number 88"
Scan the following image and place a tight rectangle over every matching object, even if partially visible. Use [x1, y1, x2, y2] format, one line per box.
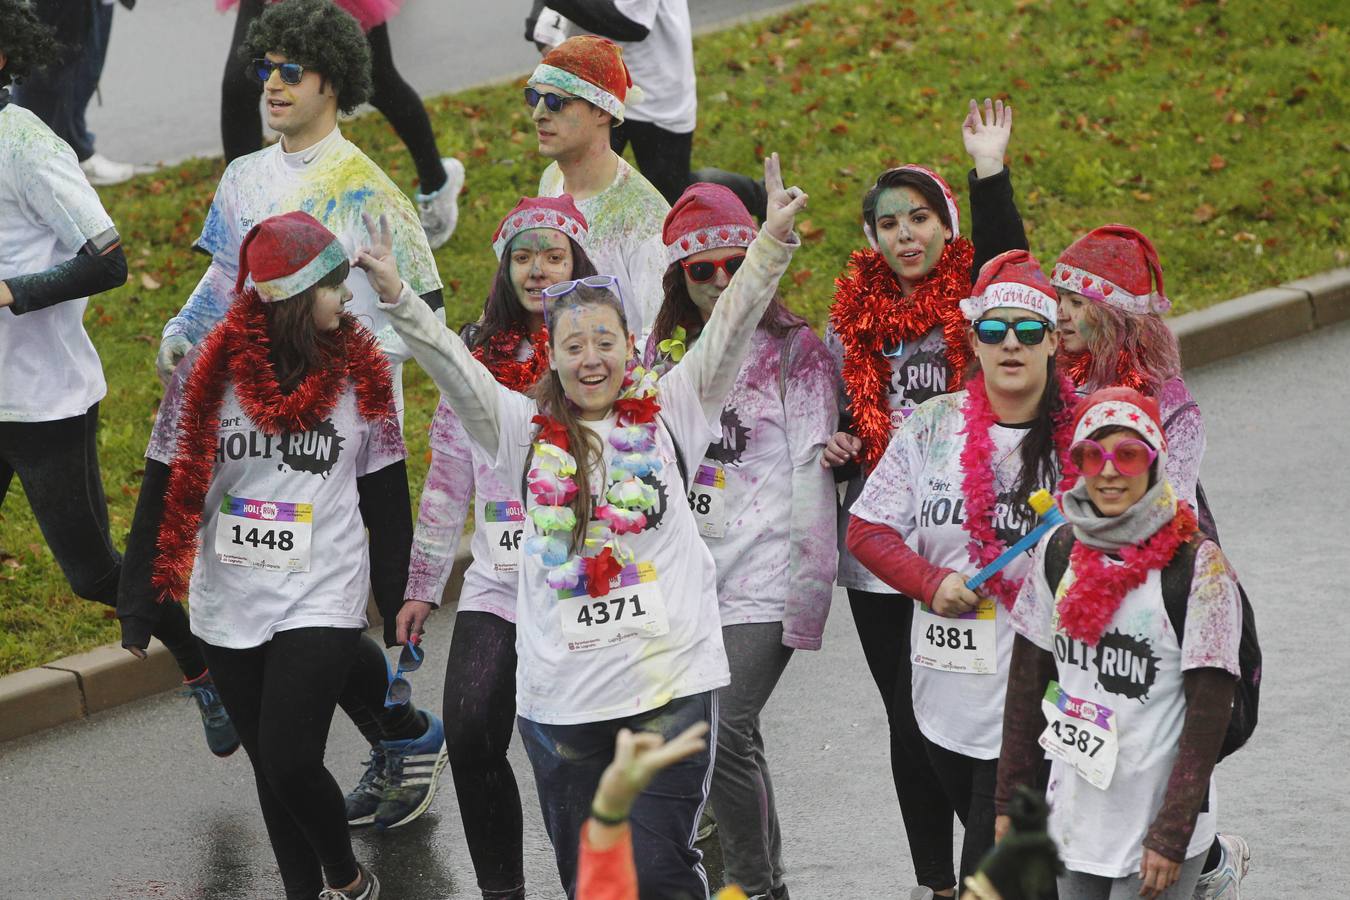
[214, 494, 312, 572]
[687, 464, 727, 538]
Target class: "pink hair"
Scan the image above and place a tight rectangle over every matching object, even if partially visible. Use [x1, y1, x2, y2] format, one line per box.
[1079, 301, 1181, 395]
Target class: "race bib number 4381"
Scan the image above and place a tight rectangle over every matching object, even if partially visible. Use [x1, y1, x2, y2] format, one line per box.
[557, 562, 670, 653]
[1038, 681, 1119, 790]
[913, 598, 998, 674]
[214, 494, 312, 572]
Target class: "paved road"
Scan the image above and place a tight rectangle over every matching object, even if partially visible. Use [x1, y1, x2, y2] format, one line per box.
[84, 0, 799, 167]
[1, 321, 1346, 897]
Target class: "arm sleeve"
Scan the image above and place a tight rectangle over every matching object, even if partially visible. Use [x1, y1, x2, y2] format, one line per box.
[5, 238, 127, 315]
[845, 516, 953, 605]
[995, 634, 1057, 815]
[1163, 403, 1205, 509]
[967, 167, 1028, 283]
[578, 821, 639, 900]
[406, 406, 476, 605]
[1180, 541, 1243, 677]
[1144, 667, 1237, 861]
[117, 460, 174, 649]
[357, 459, 414, 647]
[377, 282, 513, 458]
[661, 230, 798, 428]
[780, 331, 840, 650]
[543, 0, 652, 40]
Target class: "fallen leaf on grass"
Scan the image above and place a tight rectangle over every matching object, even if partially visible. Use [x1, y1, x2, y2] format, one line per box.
[798, 220, 826, 241]
[791, 268, 813, 286]
[1192, 203, 1217, 223]
[140, 273, 162, 291]
[1209, 154, 1227, 171]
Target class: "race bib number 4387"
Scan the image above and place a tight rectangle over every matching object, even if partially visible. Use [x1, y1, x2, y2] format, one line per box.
[1038, 681, 1119, 790]
[214, 494, 312, 572]
[557, 562, 670, 653]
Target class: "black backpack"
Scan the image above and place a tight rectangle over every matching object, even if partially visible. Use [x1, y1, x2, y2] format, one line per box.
[1043, 521, 1261, 762]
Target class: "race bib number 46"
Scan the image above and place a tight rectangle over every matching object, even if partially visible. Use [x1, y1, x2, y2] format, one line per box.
[214, 494, 312, 572]
[687, 464, 727, 539]
[557, 562, 670, 653]
[484, 500, 525, 576]
[913, 598, 997, 674]
[1038, 681, 1119, 790]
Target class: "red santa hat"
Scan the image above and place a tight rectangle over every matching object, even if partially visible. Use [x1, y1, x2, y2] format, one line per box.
[960, 249, 1058, 322]
[492, 195, 590, 260]
[235, 211, 348, 303]
[1052, 224, 1171, 315]
[663, 183, 758, 264]
[862, 164, 962, 248]
[528, 35, 644, 124]
[1072, 386, 1166, 450]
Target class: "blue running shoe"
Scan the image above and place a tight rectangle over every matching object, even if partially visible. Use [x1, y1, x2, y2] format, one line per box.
[373, 712, 448, 829]
[345, 747, 388, 827]
[182, 672, 239, 758]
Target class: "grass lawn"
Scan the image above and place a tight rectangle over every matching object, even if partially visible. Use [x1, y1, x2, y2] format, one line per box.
[1, 0, 1346, 675]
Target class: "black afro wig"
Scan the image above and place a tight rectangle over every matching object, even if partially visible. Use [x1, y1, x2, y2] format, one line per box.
[0, 0, 62, 89]
[241, 0, 373, 114]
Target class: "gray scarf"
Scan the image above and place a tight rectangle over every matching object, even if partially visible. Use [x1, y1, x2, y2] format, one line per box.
[1060, 476, 1178, 553]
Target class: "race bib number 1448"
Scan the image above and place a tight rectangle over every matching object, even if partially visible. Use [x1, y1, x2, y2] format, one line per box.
[214, 494, 312, 572]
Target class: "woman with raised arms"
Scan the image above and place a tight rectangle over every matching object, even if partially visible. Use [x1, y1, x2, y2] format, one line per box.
[392, 194, 594, 898]
[645, 182, 838, 900]
[370, 154, 808, 898]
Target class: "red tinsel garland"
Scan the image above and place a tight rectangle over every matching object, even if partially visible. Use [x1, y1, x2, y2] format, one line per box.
[1060, 349, 1150, 393]
[152, 289, 393, 601]
[830, 241, 975, 473]
[958, 370, 1081, 610]
[1058, 503, 1200, 645]
[473, 325, 550, 394]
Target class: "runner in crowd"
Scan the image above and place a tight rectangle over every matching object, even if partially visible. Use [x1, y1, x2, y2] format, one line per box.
[1051, 225, 1251, 898]
[821, 99, 1027, 899]
[120, 211, 416, 900]
[150, 0, 448, 831]
[645, 182, 838, 900]
[380, 153, 807, 897]
[846, 250, 1079, 891]
[400, 194, 596, 898]
[0, 2, 232, 755]
[526, 0, 696, 206]
[997, 386, 1242, 900]
[218, 0, 465, 248]
[529, 34, 670, 337]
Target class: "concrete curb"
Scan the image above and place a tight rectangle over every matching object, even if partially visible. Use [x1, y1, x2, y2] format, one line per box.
[0, 538, 472, 745]
[2, 265, 1348, 745]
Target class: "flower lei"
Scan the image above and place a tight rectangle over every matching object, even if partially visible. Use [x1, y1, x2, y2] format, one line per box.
[959, 370, 1081, 610]
[472, 324, 550, 392]
[153, 289, 392, 600]
[1057, 503, 1200, 645]
[830, 241, 975, 473]
[525, 365, 664, 598]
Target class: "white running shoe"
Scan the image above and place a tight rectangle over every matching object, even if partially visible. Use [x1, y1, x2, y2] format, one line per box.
[1192, 833, 1250, 899]
[79, 152, 136, 186]
[416, 157, 465, 250]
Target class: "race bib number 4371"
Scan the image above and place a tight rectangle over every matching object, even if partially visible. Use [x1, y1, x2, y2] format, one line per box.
[557, 562, 670, 653]
[1038, 681, 1119, 790]
[214, 494, 312, 572]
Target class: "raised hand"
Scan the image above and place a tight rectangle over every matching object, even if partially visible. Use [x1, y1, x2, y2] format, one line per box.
[962, 97, 1014, 178]
[761, 152, 809, 244]
[591, 722, 711, 822]
[354, 211, 403, 303]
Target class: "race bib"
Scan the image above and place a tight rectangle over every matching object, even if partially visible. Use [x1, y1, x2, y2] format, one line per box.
[912, 598, 998, 674]
[1038, 681, 1119, 790]
[484, 500, 525, 576]
[687, 463, 727, 538]
[214, 494, 312, 572]
[557, 562, 670, 653]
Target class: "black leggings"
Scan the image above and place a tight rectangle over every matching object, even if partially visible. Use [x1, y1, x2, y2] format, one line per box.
[220, 3, 446, 191]
[0, 405, 205, 678]
[610, 118, 693, 205]
[442, 610, 523, 898]
[923, 739, 998, 888]
[848, 589, 956, 892]
[202, 626, 390, 899]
